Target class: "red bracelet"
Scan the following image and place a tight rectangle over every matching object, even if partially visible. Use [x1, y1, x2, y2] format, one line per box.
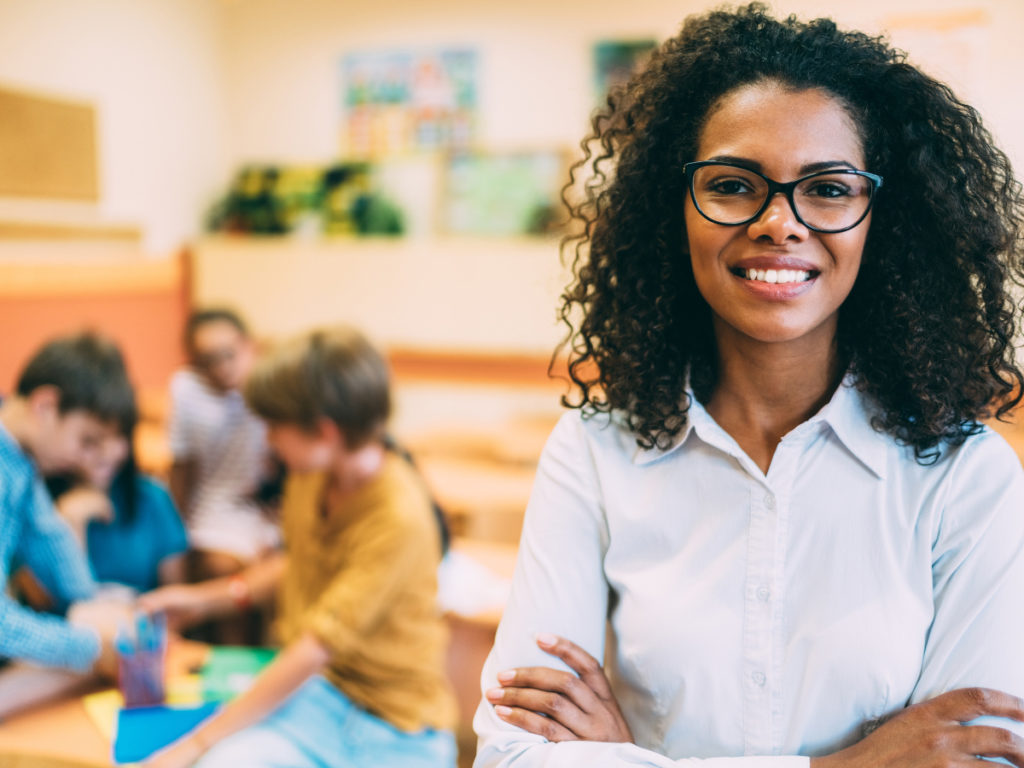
[227, 575, 251, 610]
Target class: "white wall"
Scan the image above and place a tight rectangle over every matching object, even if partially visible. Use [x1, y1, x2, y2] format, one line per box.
[218, 0, 1024, 171]
[2, 0, 1022, 349]
[196, 0, 1024, 354]
[0, 0, 230, 254]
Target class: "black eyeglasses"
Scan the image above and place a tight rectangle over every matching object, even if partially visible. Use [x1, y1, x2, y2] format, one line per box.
[684, 161, 883, 233]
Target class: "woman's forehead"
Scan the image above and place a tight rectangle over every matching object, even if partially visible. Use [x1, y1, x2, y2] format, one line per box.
[696, 82, 866, 172]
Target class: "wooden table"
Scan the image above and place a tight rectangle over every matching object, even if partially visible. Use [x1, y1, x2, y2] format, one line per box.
[0, 641, 209, 768]
[0, 541, 517, 767]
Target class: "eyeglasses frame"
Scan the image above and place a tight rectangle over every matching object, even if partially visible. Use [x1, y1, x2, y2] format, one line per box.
[683, 160, 884, 234]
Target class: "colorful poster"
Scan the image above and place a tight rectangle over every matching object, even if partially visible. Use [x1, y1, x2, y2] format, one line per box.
[442, 150, 568, 237]
[593, 39, 657, 107]
[343, 48, 477, 158]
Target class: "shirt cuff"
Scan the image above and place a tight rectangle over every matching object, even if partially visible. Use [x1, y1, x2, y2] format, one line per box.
[62, 624, 102, 674]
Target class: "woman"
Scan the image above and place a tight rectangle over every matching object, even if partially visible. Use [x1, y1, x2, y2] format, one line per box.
[475, 5, 1024, 767]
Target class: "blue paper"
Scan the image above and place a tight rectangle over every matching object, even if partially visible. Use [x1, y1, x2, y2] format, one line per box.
[113, 702, 220, 764]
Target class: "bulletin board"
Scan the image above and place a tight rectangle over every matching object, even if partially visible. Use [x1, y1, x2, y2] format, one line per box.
[0, 85, 99, 200]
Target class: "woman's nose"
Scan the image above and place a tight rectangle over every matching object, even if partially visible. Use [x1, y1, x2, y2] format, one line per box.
[746, 193, 809, 243]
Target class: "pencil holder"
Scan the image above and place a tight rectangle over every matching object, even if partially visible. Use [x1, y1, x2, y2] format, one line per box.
[117, 643, 166, 708]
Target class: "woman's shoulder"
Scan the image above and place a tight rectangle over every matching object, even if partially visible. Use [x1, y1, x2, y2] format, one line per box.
[544, 409, 643, 464]
[938, 423, 1023, 482]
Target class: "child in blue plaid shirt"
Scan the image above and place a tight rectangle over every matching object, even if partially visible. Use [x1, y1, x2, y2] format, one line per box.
[0, 332, 136, 681]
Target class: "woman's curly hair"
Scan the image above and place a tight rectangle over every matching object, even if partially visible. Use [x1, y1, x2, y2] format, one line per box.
[557, 2, 1024, 462]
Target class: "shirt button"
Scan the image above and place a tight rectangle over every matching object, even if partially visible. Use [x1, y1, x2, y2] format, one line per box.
[752, 671, 767, 686]
[764, 493, 775, 510]
[756, 586, 771, 602]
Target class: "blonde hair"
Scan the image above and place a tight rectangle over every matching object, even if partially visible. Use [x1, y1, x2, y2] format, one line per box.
[245, 327, 390, 447]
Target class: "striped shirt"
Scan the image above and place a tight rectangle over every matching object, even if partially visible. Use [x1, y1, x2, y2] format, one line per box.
[0, 421, 99, 672]
[168, 369, 269, 530]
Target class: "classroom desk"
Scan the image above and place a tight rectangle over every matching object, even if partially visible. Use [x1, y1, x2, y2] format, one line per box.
[0, 641, 209, 768]
[0, 540, 517, 768]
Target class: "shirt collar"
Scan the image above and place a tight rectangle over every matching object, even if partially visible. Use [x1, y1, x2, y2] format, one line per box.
[814, 377, 888, 480]
[631, 377, 888, 479]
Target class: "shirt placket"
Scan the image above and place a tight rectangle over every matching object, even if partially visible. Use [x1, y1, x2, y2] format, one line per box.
[742, 476, 778, 755]
[742, 433, 803, 756]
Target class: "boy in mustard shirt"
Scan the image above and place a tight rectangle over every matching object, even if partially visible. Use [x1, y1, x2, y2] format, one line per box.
[141, 328, 456, 768]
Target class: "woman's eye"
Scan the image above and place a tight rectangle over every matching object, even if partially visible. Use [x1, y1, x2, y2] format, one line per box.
[806, 181, 851, 198]
[707, 179, 752, 195]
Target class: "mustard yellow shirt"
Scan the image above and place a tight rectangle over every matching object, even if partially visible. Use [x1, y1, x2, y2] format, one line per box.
[276, 453, 456, 732]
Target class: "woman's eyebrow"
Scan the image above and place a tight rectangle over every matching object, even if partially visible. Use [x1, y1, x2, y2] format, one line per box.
[704, 155, 858, 174]
[799, 160, 857, 174]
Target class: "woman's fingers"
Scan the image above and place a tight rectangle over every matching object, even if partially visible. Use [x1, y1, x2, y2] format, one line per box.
[489, 683, 591, 736]
[924, 687, 1024, 724]
[491, 639, 634, 743]
[492, 666, 602, 717]
[492, 703, 578, 742]
[958, 723, 1024, 764]
[535, 634, 615, 702]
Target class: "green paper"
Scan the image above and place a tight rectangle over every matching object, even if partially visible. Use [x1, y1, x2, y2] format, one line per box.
[200, 646, 277, 702]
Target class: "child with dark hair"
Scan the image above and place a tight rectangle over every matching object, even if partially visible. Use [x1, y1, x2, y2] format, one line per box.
[45, 390, 187, 594]
[168, 307, 277, 588]
[0, 332, 135, 679]
[141, 327, 456, 768]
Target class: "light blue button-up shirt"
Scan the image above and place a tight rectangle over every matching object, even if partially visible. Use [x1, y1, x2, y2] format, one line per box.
[474, 381, 1024, 766]
[0, 421, 99, 672]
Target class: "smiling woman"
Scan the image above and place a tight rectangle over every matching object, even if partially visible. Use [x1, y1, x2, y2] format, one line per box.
[474, 4, 1024, 768]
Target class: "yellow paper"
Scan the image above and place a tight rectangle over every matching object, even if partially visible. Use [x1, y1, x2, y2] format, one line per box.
[81, 674, 202, 743]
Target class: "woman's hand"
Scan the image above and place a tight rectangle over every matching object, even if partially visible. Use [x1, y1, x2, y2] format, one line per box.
[486, 633, 633, 744]
[813, 687, 1024, 768]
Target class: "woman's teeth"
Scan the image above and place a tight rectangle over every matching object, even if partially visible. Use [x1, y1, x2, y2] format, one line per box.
[743, 268, 812, 284]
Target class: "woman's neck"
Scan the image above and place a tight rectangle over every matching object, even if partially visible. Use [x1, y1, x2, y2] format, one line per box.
[704, 323, 844, 475]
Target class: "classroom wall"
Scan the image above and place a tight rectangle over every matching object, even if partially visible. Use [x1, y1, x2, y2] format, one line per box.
[0, 0, 229, 254]
[2, 0, 1023, 357]
[192, 0, 1024, 355]
[218, 0, 1024, 167]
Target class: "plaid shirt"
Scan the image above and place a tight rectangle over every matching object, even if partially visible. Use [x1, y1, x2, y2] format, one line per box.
[0, 421, 99, 672]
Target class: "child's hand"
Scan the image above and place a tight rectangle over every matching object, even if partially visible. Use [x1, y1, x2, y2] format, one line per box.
[56, 487, 113, 544]
[67, 599, 133, 679]
[486, 633, 634, 744]
[140, 734, 205, 768]
[137, 583, 213, 633]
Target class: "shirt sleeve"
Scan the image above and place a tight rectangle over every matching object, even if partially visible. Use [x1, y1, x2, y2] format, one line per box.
[19, 477, 96, 609]
[0, 595, 101, 672]
[167, 371, 194, 460]
[909, 431, 1024, 752]
[141, 477, 189, 562]
[303, 503, 427, 659]
[2, 480, 100, 672]
[472, 414, 809, 768]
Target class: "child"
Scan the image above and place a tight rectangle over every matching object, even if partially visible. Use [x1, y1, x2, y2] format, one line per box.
[46, 389, 188, 594]
[141, 327, 457, 768]
[168, 308, 277, 583]
[0, 332, 135, 680]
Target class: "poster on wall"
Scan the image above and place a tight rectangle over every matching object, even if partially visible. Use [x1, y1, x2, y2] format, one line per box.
[343, 48, 477, 158]
[593, 39, 657, 107]
[441, 149, 568, 237]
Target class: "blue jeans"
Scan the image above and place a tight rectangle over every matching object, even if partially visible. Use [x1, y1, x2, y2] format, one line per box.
[194, 676, 456, 768]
